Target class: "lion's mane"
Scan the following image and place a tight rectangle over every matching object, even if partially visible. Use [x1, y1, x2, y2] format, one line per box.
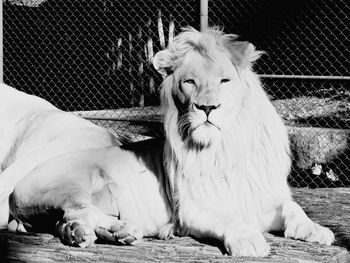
[155, 28, 292, 234]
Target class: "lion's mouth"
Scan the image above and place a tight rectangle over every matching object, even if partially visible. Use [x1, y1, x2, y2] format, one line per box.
[197, 120, 221, 131]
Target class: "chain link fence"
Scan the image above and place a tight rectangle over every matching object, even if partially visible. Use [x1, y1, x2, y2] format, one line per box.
[208, 0, 350, 188]
[3, 0, 350, 188]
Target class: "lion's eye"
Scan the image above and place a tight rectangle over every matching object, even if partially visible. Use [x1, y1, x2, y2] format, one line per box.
[184, 79, 195, 85]
[221, 78, 231, 84]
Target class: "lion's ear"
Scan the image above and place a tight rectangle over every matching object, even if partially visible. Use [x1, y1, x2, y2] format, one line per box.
[225, 40, 264, 69]
[153, 50, 174, 78]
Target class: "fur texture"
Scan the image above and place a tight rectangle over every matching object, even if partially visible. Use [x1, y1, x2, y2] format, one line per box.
[153, 27, 334, 256]
[0, 83, 118, 228]
[2, 28, 335, 257]
[155, 27, 291, 230]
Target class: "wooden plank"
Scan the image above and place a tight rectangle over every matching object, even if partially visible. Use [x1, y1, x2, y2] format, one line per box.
[0, 188, 349, 263]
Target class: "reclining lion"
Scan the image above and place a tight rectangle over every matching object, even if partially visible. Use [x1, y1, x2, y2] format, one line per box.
[0, 27, 334, 257]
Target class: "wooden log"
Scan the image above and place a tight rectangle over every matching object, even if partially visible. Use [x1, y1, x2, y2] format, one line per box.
[0, 188, 349, 263]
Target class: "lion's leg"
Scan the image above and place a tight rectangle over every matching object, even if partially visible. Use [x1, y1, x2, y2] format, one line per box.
[57, 202, 140, 247]
[222, 221, 270, 257]
[9, 156, 143, 247]
[281, 200, 334, 245]
[181, 207, 270, 257]
[0, 151, 59, 228]
[10, 186, 141, 247]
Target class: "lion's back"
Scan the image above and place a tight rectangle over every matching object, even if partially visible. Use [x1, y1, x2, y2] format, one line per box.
[0, 84, 118, 171]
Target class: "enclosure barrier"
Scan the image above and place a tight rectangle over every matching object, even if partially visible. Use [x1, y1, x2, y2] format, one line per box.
[2, 0, 349, 188]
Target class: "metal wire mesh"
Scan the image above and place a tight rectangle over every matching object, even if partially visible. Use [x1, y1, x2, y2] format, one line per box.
[4, 0, 200, 140]
[3, 0, 350, 188]
[208, 0, 350, 187]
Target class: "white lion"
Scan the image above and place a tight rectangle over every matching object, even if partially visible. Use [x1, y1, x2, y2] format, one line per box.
[1, 27, 334, 257]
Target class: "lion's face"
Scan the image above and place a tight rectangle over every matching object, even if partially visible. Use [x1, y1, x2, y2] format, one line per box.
[173, 50, 244, 147]
[154, 28, 262, 149]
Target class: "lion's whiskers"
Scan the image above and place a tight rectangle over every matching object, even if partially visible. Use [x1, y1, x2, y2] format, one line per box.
[177, 113, 191, 137]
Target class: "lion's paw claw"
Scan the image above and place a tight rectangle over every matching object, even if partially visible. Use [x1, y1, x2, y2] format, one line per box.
[94, 221, 141, 245]
[224, 229, 270, 257]
[56, 220, 96, 247]
[284, 220, 335, 245]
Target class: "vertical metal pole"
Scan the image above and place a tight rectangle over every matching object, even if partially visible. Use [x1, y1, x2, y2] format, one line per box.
[0, 0, 3, 83]
[200, 0, 208, 31]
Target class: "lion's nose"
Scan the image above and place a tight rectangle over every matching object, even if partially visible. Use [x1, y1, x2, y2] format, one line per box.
[194, 103, 220, 116]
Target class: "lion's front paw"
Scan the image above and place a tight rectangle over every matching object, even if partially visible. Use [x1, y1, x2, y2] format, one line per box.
[284, 219, 335, 245]
[56, 220, 97, 247]
[224, 228, 270, 257]
[95, 220, 142, 245]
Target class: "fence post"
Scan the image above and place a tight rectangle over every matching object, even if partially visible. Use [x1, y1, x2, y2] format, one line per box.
[200, 0, 208, 31]
[0, 0, 3, 83]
